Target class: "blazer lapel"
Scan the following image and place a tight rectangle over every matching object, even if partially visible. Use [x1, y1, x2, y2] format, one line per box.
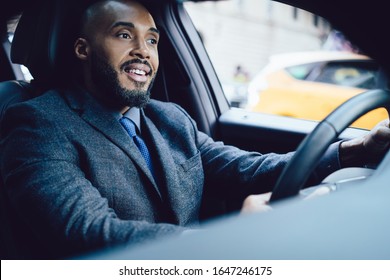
[142, 113, 182, 222]
[62, 88, 161, 199]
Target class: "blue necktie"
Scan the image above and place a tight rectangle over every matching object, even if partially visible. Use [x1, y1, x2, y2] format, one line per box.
[120, 117, 155, 176]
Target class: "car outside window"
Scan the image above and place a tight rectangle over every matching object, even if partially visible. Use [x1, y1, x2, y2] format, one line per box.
[310, 61, 378, 89]
[184, 0, 387, 130]
[285, 63, 319, 81]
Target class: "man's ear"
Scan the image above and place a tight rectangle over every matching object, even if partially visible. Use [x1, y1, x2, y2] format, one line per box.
[74, 38, 89, 60]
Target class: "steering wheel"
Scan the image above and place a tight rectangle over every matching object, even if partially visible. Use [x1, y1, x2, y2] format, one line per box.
[270, 89, 390, 202]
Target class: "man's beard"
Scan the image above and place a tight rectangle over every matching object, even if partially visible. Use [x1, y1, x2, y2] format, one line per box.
[90, 52, 155, 109]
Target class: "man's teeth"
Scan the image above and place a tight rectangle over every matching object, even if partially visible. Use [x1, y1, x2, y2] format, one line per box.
[129, 69, 146, 75]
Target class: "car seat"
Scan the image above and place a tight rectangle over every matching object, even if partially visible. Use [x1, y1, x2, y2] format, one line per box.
[0, 0, 85, 259]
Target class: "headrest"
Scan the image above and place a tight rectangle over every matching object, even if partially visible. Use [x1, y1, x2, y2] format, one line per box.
[10, 0, 87, 86]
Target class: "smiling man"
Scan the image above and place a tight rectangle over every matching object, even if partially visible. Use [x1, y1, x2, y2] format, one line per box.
[1, 0, 390, 259]
[74, 0, 159, 111]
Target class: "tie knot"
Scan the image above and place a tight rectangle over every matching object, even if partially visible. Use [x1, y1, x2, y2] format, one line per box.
[119, 116, 155, 177]
[120, 117, 137, 137]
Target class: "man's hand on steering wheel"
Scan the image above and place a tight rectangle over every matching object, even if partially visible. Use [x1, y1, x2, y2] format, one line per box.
[340, 119, 390, 167]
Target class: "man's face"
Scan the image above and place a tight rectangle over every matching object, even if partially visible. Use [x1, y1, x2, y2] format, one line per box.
[77, 0, 160, 109]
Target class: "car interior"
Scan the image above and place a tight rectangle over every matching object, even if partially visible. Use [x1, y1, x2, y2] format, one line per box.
[1, 0, 390, 259]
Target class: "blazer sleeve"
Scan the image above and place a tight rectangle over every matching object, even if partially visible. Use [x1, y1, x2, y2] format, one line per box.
[0, 102, 184, 258]
[171, 105, 341, 201]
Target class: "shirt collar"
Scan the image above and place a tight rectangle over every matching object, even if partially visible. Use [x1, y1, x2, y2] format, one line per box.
[121, 107, 141, 132]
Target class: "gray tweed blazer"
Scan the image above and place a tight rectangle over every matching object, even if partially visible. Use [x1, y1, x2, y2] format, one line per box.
[0, 87, 339, 258]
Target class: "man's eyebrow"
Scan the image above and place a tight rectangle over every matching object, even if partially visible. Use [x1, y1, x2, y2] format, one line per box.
[112, 21, 160, 35]
[149, 27, 160, 35]
[112, 21, 135, 29]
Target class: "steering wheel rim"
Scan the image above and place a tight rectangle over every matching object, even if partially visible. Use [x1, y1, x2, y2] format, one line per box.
[269, 89, 390, 202]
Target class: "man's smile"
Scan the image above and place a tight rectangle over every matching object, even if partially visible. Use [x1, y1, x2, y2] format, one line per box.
[122, 62, 152, 83]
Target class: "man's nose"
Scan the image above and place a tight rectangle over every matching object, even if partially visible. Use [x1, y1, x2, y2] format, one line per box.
[130, 39, 150, 59]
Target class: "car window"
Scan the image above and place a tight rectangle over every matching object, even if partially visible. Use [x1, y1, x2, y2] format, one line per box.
[184, 0, 387, 130]
[286, 62, 320, 80]
[310, 61, 378, 89]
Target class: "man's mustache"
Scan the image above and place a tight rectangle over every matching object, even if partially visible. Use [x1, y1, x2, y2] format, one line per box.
[121, 59, 153, 75]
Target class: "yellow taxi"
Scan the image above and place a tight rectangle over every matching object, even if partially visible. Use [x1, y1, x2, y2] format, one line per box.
[246, 51, 388, 129]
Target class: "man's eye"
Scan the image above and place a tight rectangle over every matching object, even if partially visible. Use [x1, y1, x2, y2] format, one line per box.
[118, 33, 131, 39]
[148, 38, 158, 45]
